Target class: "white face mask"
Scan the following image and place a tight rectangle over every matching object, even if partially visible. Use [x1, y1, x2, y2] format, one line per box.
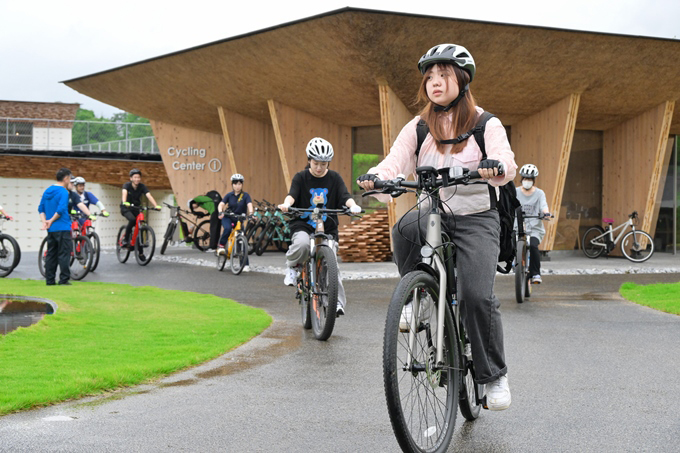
[522, 180, 534, 190]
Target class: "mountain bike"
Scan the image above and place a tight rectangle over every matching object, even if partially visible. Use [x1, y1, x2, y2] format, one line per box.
[216, 211, 249, 275]
[365, 166, 490, 453]
[72, 211, 106, 272]
[116, 206, 160, 266]
[514, 208, 553, 304]
[38, 213, 95, 280]
[288, 205, 359, 341]
[254, 207, 291, 255]
[0, 215, 21, 277]
[160, 202, 211, 254]
[581, 211, 654, 262]
[246, 201, 268, 255]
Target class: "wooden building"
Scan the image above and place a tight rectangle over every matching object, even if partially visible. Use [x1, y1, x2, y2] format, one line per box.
[63, 7, 680, 253]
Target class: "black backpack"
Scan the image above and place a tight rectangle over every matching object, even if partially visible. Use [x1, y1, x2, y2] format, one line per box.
[415, 111, 520, 274]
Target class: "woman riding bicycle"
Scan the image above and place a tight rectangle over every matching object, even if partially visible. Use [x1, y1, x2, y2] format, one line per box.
[357, 43, 517, 410]
[278, 137, 361, 317]
[516, 164, 551, 284]
[217, 173, 253, 272]
[121, 169, 160, 247]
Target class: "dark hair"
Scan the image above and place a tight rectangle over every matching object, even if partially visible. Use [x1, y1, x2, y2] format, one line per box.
[56, 168, 72, 181]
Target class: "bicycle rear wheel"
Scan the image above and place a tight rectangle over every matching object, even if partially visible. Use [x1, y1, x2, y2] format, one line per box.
[70, 235, 93, 280]
[300, 264, 312, 329]
[38, 236, 48, 277]
[621, 230, 654, 262]
[160, 222, 176, 255]
[514, 239, 527, 303]
[193, 220, 211, 251]
[246, 223, 264, 255]
[383, 271, 459, 453]
[135, 225, 155, 266]
[230, 234, 248, 275]
[0, 234, 20, 277]
[88, 232, 101, 272]
[116, 226, 131, 263]
[310, 245, 338, 341]
[582, 226, 606, 258]
[255, 224, 273, 256]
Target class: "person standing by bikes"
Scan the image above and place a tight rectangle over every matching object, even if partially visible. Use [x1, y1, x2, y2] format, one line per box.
[357, 44, 517, 410]
[38, 168, 74, 285]
[217, 173, 253, 272]
[516, 164, 550, 284]
[121, 169, 161, 247]
[72, 176, 110, 224]
[278, 137, 362, 317]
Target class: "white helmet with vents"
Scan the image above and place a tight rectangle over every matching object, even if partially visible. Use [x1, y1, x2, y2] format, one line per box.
[306, 137, 334, 162]
[418, 43, 476, 81]
[519, 164, 539, 178]
[230, 173, 244, 183]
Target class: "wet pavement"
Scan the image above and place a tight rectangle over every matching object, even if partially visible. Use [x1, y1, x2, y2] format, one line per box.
[0, 248, 679, 452]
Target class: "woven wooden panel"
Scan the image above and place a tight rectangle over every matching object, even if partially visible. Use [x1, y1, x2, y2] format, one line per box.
[338, 209, 392, 263]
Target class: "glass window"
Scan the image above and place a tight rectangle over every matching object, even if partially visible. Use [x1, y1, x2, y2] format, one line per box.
[653, 135, 678, 253]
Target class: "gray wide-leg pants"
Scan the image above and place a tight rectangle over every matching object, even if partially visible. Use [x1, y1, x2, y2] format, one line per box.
[392, 209, 507, 384]
[286, 231, 347, 309]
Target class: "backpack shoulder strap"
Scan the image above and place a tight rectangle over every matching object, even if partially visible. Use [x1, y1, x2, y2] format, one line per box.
[472, 111, 495, 160]
[415, 119, 429, 158]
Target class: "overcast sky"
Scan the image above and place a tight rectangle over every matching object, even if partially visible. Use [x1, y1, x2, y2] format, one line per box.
[2, 0, 678, 118]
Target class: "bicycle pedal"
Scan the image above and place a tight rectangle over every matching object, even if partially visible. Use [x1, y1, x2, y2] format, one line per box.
[482, 395, 489, 410]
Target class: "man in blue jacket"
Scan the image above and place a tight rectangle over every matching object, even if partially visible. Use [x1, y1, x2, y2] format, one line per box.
[38, 168, 74, 285]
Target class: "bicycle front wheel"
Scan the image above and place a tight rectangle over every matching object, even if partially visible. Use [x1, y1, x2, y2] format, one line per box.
[621, 230, 654, 262]
[230, 234, 248, 275]
[310, 245, 338, 341]
[88, 232, 101, 272]
[160, 222, 176, 255]
[514, 239, 527, 304]
[383, 271, 459, 453]
[300, 263, 312, 329]
[70, 235, 93, 280]
[0, 234, 20, 277]
[193, 220, 211, 251]
[459, 336, 483, 421]
[135, 225, 155, 266]
[116, 226, 131, 263]
[38, 236, 48, 277]
[582, 226, 606, 258]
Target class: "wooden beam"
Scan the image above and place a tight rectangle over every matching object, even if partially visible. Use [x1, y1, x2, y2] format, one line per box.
[268, 99, 292, 190]
[643, 101, 675, 234]
[511, 94, 581, 250]
[217, 106, 238, 175]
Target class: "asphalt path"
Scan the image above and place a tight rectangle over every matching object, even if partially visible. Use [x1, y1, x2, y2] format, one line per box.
[1, 252, 679, 452]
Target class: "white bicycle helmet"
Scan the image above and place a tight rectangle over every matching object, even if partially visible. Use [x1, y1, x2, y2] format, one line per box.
[418, 43, 476, 81]
[306, 137, 334, 162]
[230, 173, 244, 183]
[72, 176, 86, 185]
[519, 164, 539, 178]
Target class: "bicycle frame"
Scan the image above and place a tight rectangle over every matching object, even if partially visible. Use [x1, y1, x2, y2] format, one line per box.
[129, 209, 147, 247]
[592, 217, 635, 249]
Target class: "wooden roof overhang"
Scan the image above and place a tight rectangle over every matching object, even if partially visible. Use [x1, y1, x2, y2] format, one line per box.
[63, 7, 680, 134]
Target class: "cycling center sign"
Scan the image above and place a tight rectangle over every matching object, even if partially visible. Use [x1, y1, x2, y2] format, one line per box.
[167, 146, 222, 173]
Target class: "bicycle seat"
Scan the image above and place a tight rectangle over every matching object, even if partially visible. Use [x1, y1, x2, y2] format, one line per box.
[602, 218, 614, 224]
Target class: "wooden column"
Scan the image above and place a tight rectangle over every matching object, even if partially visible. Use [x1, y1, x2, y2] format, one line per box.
[603, 101, 675, 248]
[511, 94, 580, 250]
[267, 99, 352, 203]
[217, 106, 238, 175]
[377, 78, 417, 244]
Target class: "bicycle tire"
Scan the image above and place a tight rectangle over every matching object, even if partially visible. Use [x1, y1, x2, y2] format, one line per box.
[193, 220, 211, 251]
[216, 252, 227, 271]
[383, 270, 459, 453]
[621, 230, 654, 263]
[459, 337, 483, 421]
[38, 236, 48, 277]
[0, 234, 20, 277]
[255, 223, 273, 256]
[135, 225, 155, 266]
[248, 223, 265, 255]
[230, 234, 248, 275]
[300, 263, 312, 329]
[116, 226, 131, 263]
[88, 232, 101, 272]
[582, 226, 606, 258]
[515, 239, 527, 303]
[160, 221, 176, 255]
[70, 235, 93, 281]
[310, 245, 338, 341]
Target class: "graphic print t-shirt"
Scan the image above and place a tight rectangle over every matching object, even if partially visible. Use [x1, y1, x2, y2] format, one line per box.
[288, 169, 351, 236]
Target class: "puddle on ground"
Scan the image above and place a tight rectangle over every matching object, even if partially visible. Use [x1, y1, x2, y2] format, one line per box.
[0, 295, 58, 335]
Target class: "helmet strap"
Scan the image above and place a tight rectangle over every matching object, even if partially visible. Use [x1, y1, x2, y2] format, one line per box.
[433, 85, 468, 112]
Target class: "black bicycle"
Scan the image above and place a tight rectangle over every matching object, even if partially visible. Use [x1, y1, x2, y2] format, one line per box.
[0, 215, 21, 277]
[514, 208, 553, 303]
[160, 202, 211, 254]
[365, 166, 491, 453]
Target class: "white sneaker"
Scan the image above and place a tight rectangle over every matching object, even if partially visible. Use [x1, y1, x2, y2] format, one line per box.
[531, 275, 542, 284]
[283, 267, 298, 286]
[485, 375, 511, 411]
[336, 305, 345, 317]
[242, 265, 251, 273]
[216, 247, 226, 256]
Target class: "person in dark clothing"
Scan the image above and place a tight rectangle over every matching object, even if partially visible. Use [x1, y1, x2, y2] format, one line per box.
[216, 173, 253, 271]
[38, 168, 73, 285]
[120, 168, 160, 246]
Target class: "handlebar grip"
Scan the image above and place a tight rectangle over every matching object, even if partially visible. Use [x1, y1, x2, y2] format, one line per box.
[374, 180, 386, 189]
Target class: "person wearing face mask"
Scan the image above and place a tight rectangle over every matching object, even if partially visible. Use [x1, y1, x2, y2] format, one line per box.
[516, 164, 550, 284]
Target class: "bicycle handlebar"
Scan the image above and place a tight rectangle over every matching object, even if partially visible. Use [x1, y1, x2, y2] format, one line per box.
[363, 166, 483, 197]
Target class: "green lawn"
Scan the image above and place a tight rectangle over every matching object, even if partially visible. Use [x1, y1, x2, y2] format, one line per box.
[620, 282, 680, 315]
[0, 279, 272, 415]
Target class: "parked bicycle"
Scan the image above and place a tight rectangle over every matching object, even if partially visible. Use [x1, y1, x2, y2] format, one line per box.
[514, 208, 553, 304]
[254, 206, 291, 255]
[216, 211, 249, 275]
[73, 211, 106, 272]
[0, 215, 21, 278]
[38, 212, 95, 280]
[364, 166, 489, 453]
[581, 211, 654, 262]
[116, 206, 160, 266]
[160, 202, 211, 254]
[287, 205, 359, 341]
